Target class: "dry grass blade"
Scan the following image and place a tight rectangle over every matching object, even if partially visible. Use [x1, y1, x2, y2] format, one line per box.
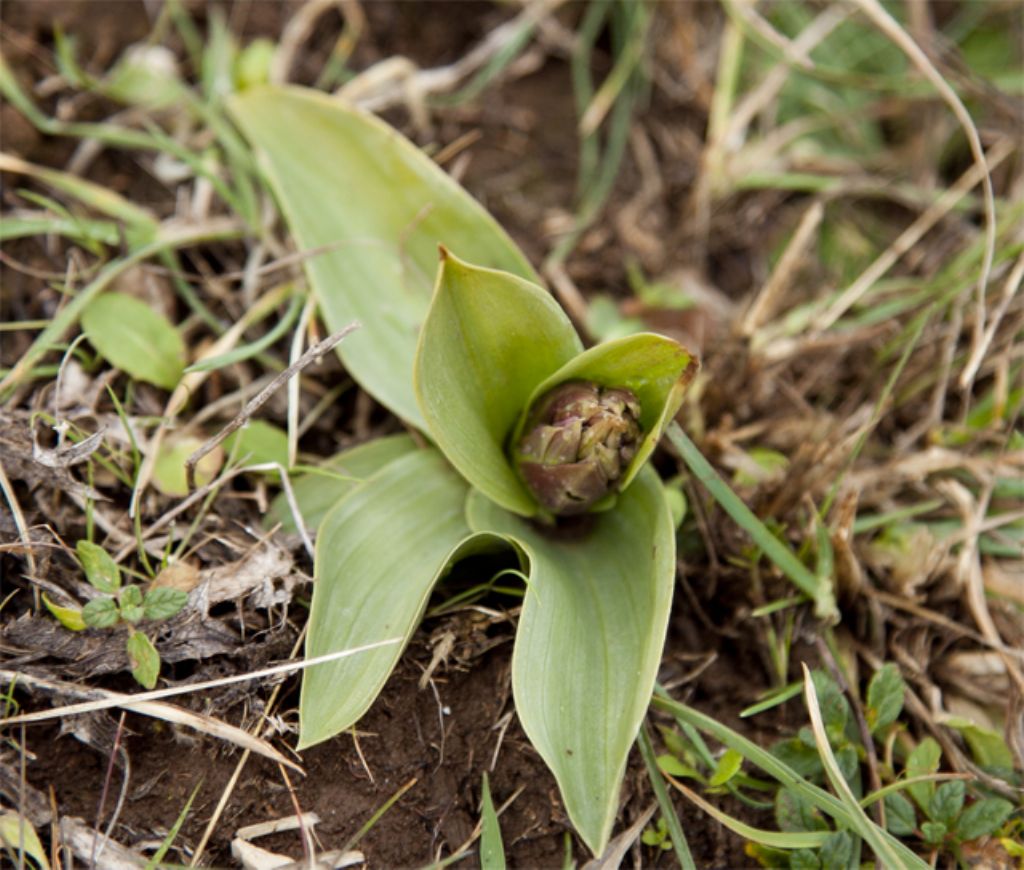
[0, 638, 400, 727]
[185, 320, 360, 490]
[0, 670, 301, 773]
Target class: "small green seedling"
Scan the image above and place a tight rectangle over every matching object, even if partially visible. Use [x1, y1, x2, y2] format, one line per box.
[641, 816, 674, 852]
[49, 541, 188, 689]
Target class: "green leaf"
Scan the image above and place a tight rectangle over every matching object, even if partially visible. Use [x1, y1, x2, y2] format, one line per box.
[883, 792, 917, 837]
[866, 663, 905, 734]
[809, 670, 849, 743]
[76, 540, 121, 593]
[82, 597, 120, 629]
[514, 333, 697, 500]
[466, 466, 675, 855]
[941, 716, 1015, 772]
[789, 848, 821, 870]
[818, 831, 853, 870]
[921, 820, 946, 845]
[656, 754, 702, 780]
[928, 780, 965, 826]
[955, 798, 1014, 842]
[223, 420, 289, 469]
[776, 788, 829, 833]
[126, 630, 160, 689]
[709, 748, 744, 787]
[415, 250, 581, 516]
[42, 593, 86, 631]
[300, 449, 504, 748]
[119, 585, 145, 624]
[905, 738, 942, 812]
[0, 810, 50, 870]
[267, 434, 417, 534]
[151, 435, 222, 496]
[479, 772, 505, 870]
[81, 292, 185, 389]
[228, 86, 538, 428]
[143, 586, 189, 621]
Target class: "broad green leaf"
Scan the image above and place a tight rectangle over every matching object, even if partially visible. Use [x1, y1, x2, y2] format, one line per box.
[466, 466, 675, 855]
[81, 292, 185, 389]
[228, 86, 538, 428]
[143, 586, 188, 621]
[776, 788, 829, 833]
[480, 772, 505, 870]
[0, 811, 49, 870]
[126, 630, 160, 689]
[42, 593, 86, 631]
[818, 831, 853, 870]
[866, 663, 905, 734]
[224, 420, 289, 470]
[300, 449, 507, 748]
[905, 738, 942, 812]
[921, 820, 946, 845]
[76, 540, 121, 593]
[514, 333, 698, 502]
[415, 251, 582, 516]
[267, 434, 417, 534]
[152, 436, 223, 496]
[955, 798, 1014, 841]
[82, 597, 120, 629]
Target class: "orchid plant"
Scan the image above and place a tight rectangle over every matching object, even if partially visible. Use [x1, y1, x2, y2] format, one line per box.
[230, 86, 697, 855]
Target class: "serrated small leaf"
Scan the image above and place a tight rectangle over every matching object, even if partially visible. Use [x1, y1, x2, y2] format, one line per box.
[479, 772, 505, 870]
[906, 738, 942, 811]
[770, 738, 823, 779]
[928, 780, 965, 826]
[118, 584, 144, 624]
[126, 630, 160, 689]
[42, 593, 86, 631]
[143, 586, 188, 621]
[866, 663, 905, 734]
[955, 798, 1014, 842]
[818, 831, 853, 870]
[82, 597, 120, 629]
[921, 820, 947, 845]
[942, 716, 1015, 772]
[82, 292, 185, 389]
[789, 848, 821, 870]
[76, 540, 120, 593]
[709, 748, 744, 787]
[414, 250, 582, 517]
[776, 788, 829, 833]
[884, 792, 917, 837]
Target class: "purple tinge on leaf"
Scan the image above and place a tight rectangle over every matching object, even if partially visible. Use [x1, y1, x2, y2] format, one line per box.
[514, 381, 642, 515]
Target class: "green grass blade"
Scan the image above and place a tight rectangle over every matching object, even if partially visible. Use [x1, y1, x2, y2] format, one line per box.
[637, 725, 697, 870]
[666, 422, 838, 620]
[479, 772, 506, 870]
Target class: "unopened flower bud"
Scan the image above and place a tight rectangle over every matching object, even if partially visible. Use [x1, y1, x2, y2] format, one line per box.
[514, 381, 641, 515]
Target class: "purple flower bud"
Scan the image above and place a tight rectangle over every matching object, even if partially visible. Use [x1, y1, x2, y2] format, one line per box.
[514, 381, 642, 515]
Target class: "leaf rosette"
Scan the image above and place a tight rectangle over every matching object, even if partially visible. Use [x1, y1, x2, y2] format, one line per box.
[232, 86, 698, 856]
